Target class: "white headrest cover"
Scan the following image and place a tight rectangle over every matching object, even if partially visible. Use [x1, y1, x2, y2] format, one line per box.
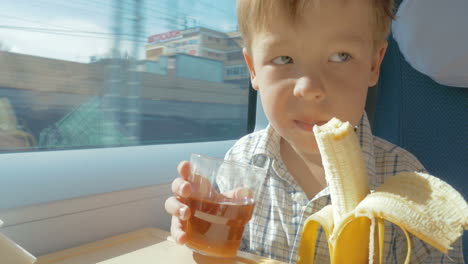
[392, 0, 468, 88]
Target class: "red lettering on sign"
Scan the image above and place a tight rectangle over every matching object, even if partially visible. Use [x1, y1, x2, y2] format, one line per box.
[148, 30, 181, 43]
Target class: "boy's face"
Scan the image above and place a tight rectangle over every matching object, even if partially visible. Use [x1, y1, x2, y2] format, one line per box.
[244, 0, 387, 155]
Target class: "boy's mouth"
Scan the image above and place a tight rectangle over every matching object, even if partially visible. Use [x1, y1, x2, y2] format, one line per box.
[294, 120, 327, 132]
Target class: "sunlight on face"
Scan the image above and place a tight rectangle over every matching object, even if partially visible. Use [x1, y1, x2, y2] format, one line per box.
[245, 0, 387, 154]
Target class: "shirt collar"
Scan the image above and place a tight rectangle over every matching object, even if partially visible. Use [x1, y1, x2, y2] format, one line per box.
[251, 123, 281, 164]
[251, 112, 378, 189]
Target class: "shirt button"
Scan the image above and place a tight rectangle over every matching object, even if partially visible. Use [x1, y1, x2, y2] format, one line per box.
[253, 154, 267, 167]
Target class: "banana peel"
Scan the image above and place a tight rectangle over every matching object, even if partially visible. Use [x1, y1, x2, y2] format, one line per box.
[297, 118, 468, 264]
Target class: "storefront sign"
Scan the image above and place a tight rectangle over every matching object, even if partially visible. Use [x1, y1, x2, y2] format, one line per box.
[148, 30, 182, 44]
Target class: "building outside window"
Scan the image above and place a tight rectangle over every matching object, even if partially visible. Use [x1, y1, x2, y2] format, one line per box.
[0, 0, 250, 153]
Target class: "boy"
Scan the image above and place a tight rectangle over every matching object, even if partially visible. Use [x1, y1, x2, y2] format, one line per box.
[165, 0, 464, 262]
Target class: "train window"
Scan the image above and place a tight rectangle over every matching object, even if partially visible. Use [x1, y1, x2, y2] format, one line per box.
[0, 0, 252, 153]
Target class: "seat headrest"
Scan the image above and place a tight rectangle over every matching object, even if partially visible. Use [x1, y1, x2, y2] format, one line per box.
[392, 0, 468, 88]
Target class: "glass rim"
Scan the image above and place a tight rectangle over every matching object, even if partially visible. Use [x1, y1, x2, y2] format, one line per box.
[190, 153, 267, 172]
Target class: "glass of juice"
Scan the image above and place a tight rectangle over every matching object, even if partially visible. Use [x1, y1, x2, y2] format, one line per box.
[185, 153, 267, 258]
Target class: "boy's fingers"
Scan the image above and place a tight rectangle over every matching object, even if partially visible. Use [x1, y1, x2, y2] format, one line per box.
[164, 196, 191, 220]
[171, 177, 192, 197]
[177, 161, 191, 180]
[177, 161, 221, 199]
[170, 216, 188, 245]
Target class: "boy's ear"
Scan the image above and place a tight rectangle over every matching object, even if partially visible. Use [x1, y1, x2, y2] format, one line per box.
[243, 48, 259, 91]
[368, 40, 388, 87]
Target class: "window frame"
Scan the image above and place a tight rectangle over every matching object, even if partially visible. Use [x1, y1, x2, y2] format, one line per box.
[0, 84, 261, 257]
[0, 83, 256, 210]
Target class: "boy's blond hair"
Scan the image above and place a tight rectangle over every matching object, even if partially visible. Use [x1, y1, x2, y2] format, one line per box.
[237, 0, 395, 52]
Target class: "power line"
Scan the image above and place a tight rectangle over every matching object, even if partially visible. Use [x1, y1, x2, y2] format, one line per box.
[0, 14, 80, 31]
[0, 1, 239, 44]
[14, 0, 109, 16]
[0, 25, 117, 37]
[198, 0, 234, 16]
[4, 0, 235, 34]
[0, 25, 149, 43]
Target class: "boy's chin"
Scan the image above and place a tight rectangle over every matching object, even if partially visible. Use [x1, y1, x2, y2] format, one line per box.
[289, 136, 320, 155]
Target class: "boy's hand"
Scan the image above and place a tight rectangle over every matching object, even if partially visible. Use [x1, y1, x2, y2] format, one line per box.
[165, 161, 226, 244]
[165, 161, 254, 245]
[164, 161, 192, 244]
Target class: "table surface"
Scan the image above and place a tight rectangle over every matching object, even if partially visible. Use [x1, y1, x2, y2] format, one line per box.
[36, 228, 286, 264]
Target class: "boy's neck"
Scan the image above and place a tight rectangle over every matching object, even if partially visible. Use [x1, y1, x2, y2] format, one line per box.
[280, 138, 326, 200]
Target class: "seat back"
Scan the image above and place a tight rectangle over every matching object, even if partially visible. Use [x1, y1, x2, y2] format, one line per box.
[372, 0, 468, 259]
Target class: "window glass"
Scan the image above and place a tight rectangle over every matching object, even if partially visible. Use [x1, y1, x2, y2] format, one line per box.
[0, 0, 250, 153]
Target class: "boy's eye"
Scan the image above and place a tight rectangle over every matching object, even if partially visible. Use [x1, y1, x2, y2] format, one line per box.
[272, 56, 294, 65]
[329, 52, 351, 62]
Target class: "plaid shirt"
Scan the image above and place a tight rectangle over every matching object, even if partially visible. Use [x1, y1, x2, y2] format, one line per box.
[224, 113, 464, 263]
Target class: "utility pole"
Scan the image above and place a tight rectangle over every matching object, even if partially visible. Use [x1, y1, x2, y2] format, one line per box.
[101, 0, 123, 146]
[125, 0, 144, 144]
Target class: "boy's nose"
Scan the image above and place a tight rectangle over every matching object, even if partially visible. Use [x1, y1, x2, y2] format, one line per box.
[293, 76, 325, 101]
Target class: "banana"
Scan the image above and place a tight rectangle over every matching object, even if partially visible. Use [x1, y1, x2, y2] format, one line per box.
[355, 171, 468, 255]
[312, 117, 370, 229]
[297, 118, 468, 264]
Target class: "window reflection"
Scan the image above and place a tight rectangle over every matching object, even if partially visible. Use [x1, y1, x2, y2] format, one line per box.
[0, 0, 250, 152]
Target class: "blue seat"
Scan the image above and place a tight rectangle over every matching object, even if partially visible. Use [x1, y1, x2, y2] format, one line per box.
[372, 1, 468, 259]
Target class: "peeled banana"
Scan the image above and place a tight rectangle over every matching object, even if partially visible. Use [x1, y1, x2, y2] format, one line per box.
[297, 117, 468, 264]
[313, 117, 370, 228]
